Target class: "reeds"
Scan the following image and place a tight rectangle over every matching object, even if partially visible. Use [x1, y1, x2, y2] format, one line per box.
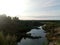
[0, 32, 17, 45]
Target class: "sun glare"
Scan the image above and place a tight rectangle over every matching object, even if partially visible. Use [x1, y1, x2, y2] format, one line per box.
[0, 0, 28, 17]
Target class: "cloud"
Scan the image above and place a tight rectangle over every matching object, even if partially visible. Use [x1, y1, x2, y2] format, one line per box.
[22, 10, 60, 17]
[23, 0, 60, 20]
[0, 0, 60, 20]
[25, 0, 60, 12]
[20, 16, 60, 20]
[30, 0, 60, 8]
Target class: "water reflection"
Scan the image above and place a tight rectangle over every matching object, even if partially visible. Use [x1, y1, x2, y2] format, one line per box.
[18, 26, 48, 45]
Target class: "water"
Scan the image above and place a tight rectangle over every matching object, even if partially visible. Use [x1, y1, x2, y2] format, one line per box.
[18, 26, 48, 45]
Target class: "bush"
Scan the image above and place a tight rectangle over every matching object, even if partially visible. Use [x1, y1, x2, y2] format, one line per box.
[0, 32, 17, 45]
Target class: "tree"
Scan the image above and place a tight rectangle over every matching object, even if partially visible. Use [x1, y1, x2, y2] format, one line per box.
[0, 15, 43, 43]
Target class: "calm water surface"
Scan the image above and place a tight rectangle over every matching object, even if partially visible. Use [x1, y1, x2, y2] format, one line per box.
[18, 26, 48, 45]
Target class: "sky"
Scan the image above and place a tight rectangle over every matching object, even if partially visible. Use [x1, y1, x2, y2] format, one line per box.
[0, 0, 60, 20]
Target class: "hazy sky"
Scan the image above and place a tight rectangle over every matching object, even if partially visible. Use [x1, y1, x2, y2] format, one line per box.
[0, 0, 60, 20]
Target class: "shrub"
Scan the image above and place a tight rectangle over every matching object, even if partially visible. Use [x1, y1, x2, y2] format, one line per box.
[0, 32, 17, 45]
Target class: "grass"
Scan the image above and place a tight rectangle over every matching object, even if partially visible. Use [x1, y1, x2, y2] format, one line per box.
[0, 32, 17, 45]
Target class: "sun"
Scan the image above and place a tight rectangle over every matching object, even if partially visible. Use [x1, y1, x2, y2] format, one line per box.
[0, 0, 28, 17]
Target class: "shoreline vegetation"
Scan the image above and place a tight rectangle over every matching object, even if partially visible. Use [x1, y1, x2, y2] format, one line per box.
[0, 15, 60, 45]
[0, 32, 17, 45]
[42, 22, 60, 45]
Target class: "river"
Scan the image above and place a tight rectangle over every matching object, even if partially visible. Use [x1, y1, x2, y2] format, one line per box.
[18, 26, 48, 45]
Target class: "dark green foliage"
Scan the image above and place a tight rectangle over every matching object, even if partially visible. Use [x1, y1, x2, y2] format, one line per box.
[0, 32, 17, 45]
[0, 32, 5, 45]
[0, 15, 43, 42]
